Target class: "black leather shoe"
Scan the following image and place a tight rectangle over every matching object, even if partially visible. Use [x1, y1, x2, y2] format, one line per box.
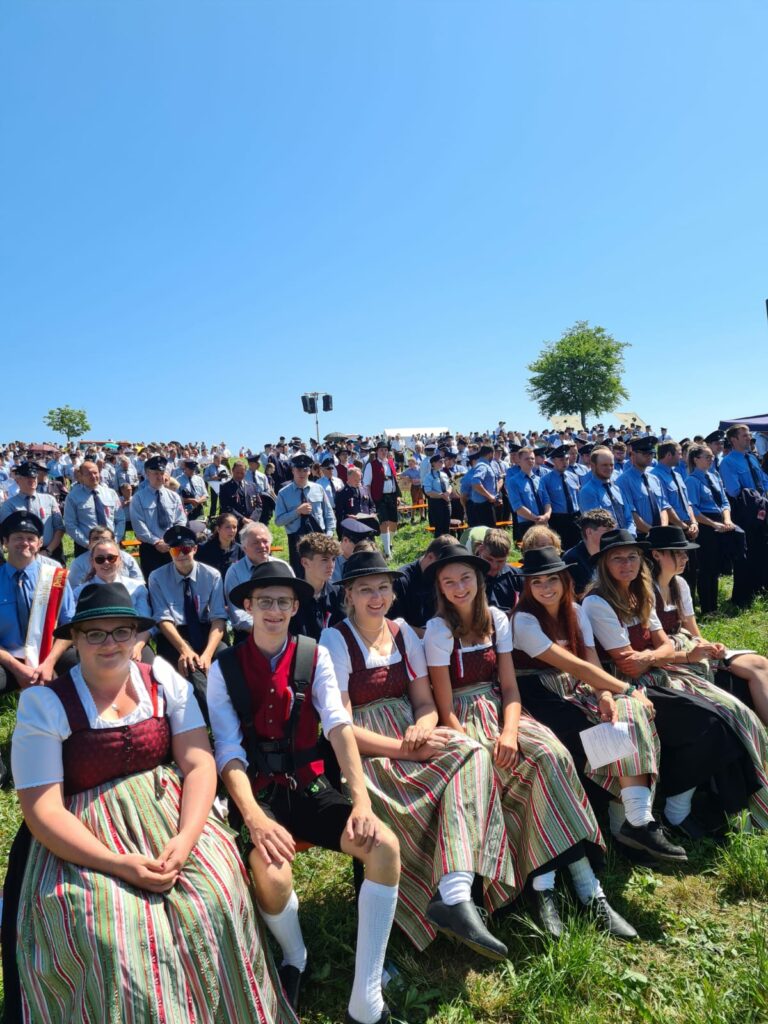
[346, 1002, 391, 1024]
[426, 896, 508, 961]
[278, 961, 308, 1010]
[660, 811, 716, 842]
[583, 896, 638, 941]
[531, 889, 564, 938]
[615, 820, 688, 862]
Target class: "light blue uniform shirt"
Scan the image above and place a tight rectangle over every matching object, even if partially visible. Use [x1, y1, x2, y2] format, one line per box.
[0, 493, 63, 548]
[129, 485, 186, 545]
[148, 561, 227, 626]
[616, 466, 669, 526]
[539, 469, 580, 514]
[686, 469, 730, 515]
[423, 470, 450, 494]
[651, 464, 692, 523]
[506, 472, 545, 523]
[719, 451, 768, 498]
[64, 483, 125, 547]
[116, 464, 139, 488]
[0, 557, 75, 658]
[223, 555, 281, 633]
[468, 461, 495, 504]
[274, 481, 335, 536]
[246, 469, 270, 494]
[578, 473, 635, 534]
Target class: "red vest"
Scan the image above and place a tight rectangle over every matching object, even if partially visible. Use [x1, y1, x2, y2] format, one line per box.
[234, 635, 324, 791]
[369, 458, 399, 502]
[50, 663, 171, 796]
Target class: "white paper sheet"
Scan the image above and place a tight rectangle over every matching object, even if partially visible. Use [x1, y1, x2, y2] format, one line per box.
[580, 722, 638, 770]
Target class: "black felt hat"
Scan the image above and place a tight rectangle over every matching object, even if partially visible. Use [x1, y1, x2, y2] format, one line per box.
[229, 560, 314, 607]
[340, 550, 405, 582]
[646, 526, 699, 551]
[519, 546, 576, 577]
[591, 528, 650, 563]
[422, 544, 489, 584]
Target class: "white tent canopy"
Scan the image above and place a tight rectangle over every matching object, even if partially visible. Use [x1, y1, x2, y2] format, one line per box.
[384, 427, 450, 439]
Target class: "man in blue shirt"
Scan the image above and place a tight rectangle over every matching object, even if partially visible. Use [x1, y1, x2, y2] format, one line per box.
[1, 462, 66, 564]
[616, 437, 669, 539]
[275, 453, 336, 572]
[64, 459, 125, 555]
[506, 447, 550, 542]
[652, 440, 700, 602]
[539, 444, 581, 549]
[578, 447, 635, 534]
[720, 423, 768, 601]
[467, 445, 501, 528]
[129, 454, 187, 578]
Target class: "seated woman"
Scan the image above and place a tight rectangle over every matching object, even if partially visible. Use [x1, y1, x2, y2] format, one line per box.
[197, 512, 244, 577]
[74, 536, 154, 663]
[321, 550, 515, 961]
[509, 547, 683, 863]
[424, 545, 636, 940]
[5, 582, 296, 1024]
[583, 529, 767, 838]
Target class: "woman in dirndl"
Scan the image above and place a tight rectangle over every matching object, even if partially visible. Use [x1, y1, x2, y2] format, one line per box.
[5, 582, 296, 1024]
[320, 550, 515, 961]
[583, 529, 765, 840]
[423, 545, 635, 940]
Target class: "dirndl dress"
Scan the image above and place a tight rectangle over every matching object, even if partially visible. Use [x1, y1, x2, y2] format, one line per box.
[444, 636, 604, 886]
[332, 620, 516, 951]
[13, 668, 297, 1024]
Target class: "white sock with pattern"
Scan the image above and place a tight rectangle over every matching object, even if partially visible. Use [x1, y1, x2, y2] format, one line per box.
[620, 786, 654, 827]
[531, 870, 557, 892]
[664, 788, 695, 825]
[260, 890, 307, 971]
[437, 870, 474, 905]
[347, 879, 398, 1024]
[567, 857, 604, 904]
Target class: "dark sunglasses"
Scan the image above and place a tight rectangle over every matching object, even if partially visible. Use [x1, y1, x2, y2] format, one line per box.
[94, 554, 119, 565]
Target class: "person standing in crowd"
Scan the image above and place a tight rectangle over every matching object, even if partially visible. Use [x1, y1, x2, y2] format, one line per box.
[615, 437, 669, 540]
[719, 423, 768, 603]
[130, 455, 187, 578]
[539, 444, 581, 549]
[224, 521, 279, 640]
[148, 525, 228, 724]
[197, 511, 243, 577]
[401, 456, 425, 521]
[466, 444, 500, 528]
[203, 452, 230, 518]
[318, 455, 344, 504]
[362, 441, 400, 561]
[276, 453, 337, 573]
[423, 452, 452, 538]
[685, 444, 746, 613]
[64, 460, 125, 556]
[322, 550, 514, 960]
[1, 462, 65, 565]
[208, 560, 400, 1023]
[219, 459, 263, 527]
[424, 545, 626, 939]
[578, 447, 634, 534]
[115, 454, 139, 490]
[335, 464, 377, 526]
[506, 447, 550, 543]
[178, 460, 208, 522]
[332, 518, 378, 583]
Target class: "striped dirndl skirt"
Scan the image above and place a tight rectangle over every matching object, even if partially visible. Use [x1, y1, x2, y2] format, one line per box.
[16, 765, 297, 1024]
[352, 695, 516, 951]
[452, 681, 605, 887]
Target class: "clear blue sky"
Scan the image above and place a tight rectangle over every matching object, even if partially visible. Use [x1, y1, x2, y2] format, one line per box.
[2, 1, 767, 448]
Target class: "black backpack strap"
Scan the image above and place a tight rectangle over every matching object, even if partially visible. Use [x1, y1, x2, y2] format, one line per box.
[216, 646, 273, 780]
[288, 635, 320, 770]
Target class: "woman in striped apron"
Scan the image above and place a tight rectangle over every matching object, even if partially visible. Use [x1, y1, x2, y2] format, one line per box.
[7, 583, 296, 1024]
[583, 529, 763, 841]
[320, 550, 514, 961]
[423, 545, 635, 940]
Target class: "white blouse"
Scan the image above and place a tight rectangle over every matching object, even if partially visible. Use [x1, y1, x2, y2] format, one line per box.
[12, 657, 205, 791]
[581, 595, 663, 650]
[512, 604, 595, 658]
[423, 607, 512, 667]
[320, 617, 427, 692]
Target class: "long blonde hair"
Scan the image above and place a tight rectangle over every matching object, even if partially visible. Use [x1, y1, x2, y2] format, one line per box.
[586, 551, 654, 625]
[435, 565, 492, 640]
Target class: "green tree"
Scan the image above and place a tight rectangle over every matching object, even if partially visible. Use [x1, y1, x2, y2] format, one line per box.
[43, 405, 91, 442]
[526, 321, 630, 429]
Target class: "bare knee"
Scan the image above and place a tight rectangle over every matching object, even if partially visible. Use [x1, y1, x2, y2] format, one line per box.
[343, 825, 400, 885]
[248, 850, 294, 915]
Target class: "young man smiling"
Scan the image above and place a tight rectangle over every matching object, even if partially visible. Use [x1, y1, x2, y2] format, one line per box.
[207, 560, 400, 1023]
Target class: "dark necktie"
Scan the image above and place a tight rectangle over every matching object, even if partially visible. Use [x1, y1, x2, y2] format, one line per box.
[560, 472, 574, 515]
[603, 482, 622, 524]
[23, 495, 33, 513]
[440, 473, 447, 493]
[156, 490, 171, 529]
[91, 489, 108, 526]
[14, 570, 31, 638]
[641, 474, 661, 526]
[531, 477, 544, 514]
[182, 577, 205, 653]
[671, 471, 688, 517]
[706, 472, 724, 508]
[746, 454, 765, 494]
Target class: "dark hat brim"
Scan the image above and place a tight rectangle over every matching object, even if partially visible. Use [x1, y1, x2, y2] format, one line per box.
[423, 552, 489, 585]
[340, 566, 405, 584]
[519, 560, 578, 577]
[591, 538, 651, 564]
[648, 539, 700, 551]
[229, 574, 314, 608]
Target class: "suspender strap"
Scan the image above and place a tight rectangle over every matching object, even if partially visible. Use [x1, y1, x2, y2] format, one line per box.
[217, 646, 273, 779]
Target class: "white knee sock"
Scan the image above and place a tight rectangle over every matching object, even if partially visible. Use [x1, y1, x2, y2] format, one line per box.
[620, 786, 654, 827]
[260, 890, 307, 971]
[437, 870, 474, 906]
[347, 879, 398, 1024]
[664, 787, 695, 825]
[567, 857, 604, 905]
[382, 532, 392, 556]
[531, 869, 557, 892]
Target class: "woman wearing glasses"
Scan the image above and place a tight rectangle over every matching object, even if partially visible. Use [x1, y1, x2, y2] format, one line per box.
[583, 530, 763, 839]
[5, 582, 297, 1024]
[74, 537, 154, 663]
[684, 444, 745, 614]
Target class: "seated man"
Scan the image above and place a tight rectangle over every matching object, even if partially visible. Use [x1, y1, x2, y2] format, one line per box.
[148, 525, 227, 723]
[475, 528, 522, 613]
[562, 507, 616, 596]
[332, 518, 378, 583]
[224, 521, 279, 641]
[207, 560, 400, 1023]
[0, 511, 77, 695]
[291, 533, 344, 640]
[388, 535, 455, 635]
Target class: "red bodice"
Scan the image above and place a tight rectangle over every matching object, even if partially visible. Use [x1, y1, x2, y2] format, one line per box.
[448, 636, 498, 690]
[50, 663, 171, 797]
[628, 622, 654, 651]
[654, 590, 681, 636]
[334, 621, 410, 707]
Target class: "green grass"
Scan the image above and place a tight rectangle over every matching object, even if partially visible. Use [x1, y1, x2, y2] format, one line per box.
[2, 520, 768, 1023]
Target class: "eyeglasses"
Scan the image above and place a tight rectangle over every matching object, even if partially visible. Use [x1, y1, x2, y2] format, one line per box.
[78, 626, 137, 645]
[253, 596, 295, 611]
[94, 554, 119, 565]
[170, 545, 196, 556]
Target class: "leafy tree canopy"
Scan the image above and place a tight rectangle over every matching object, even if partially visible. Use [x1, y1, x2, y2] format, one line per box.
[43, 405, 91, 442]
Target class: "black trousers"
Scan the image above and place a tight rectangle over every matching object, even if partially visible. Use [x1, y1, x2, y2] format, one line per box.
[154, 629, 227, 726]
[731, 515, 768, 604]
[427, 496, 451, 537]
[208, 486, 219, 518]
[549, 513, 581, 551]
[466, 501, 496, 528]
[697, 518, 748, 613]
[138, 542, 172, 579]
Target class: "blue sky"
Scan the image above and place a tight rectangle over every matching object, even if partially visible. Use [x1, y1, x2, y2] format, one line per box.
[2, 1, 767, 449]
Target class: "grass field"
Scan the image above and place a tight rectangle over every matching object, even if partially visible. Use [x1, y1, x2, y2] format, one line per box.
[1, 520, 767, 1023]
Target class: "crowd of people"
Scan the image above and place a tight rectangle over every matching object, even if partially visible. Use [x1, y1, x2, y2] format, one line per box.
[1, 418, 768, 1024]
